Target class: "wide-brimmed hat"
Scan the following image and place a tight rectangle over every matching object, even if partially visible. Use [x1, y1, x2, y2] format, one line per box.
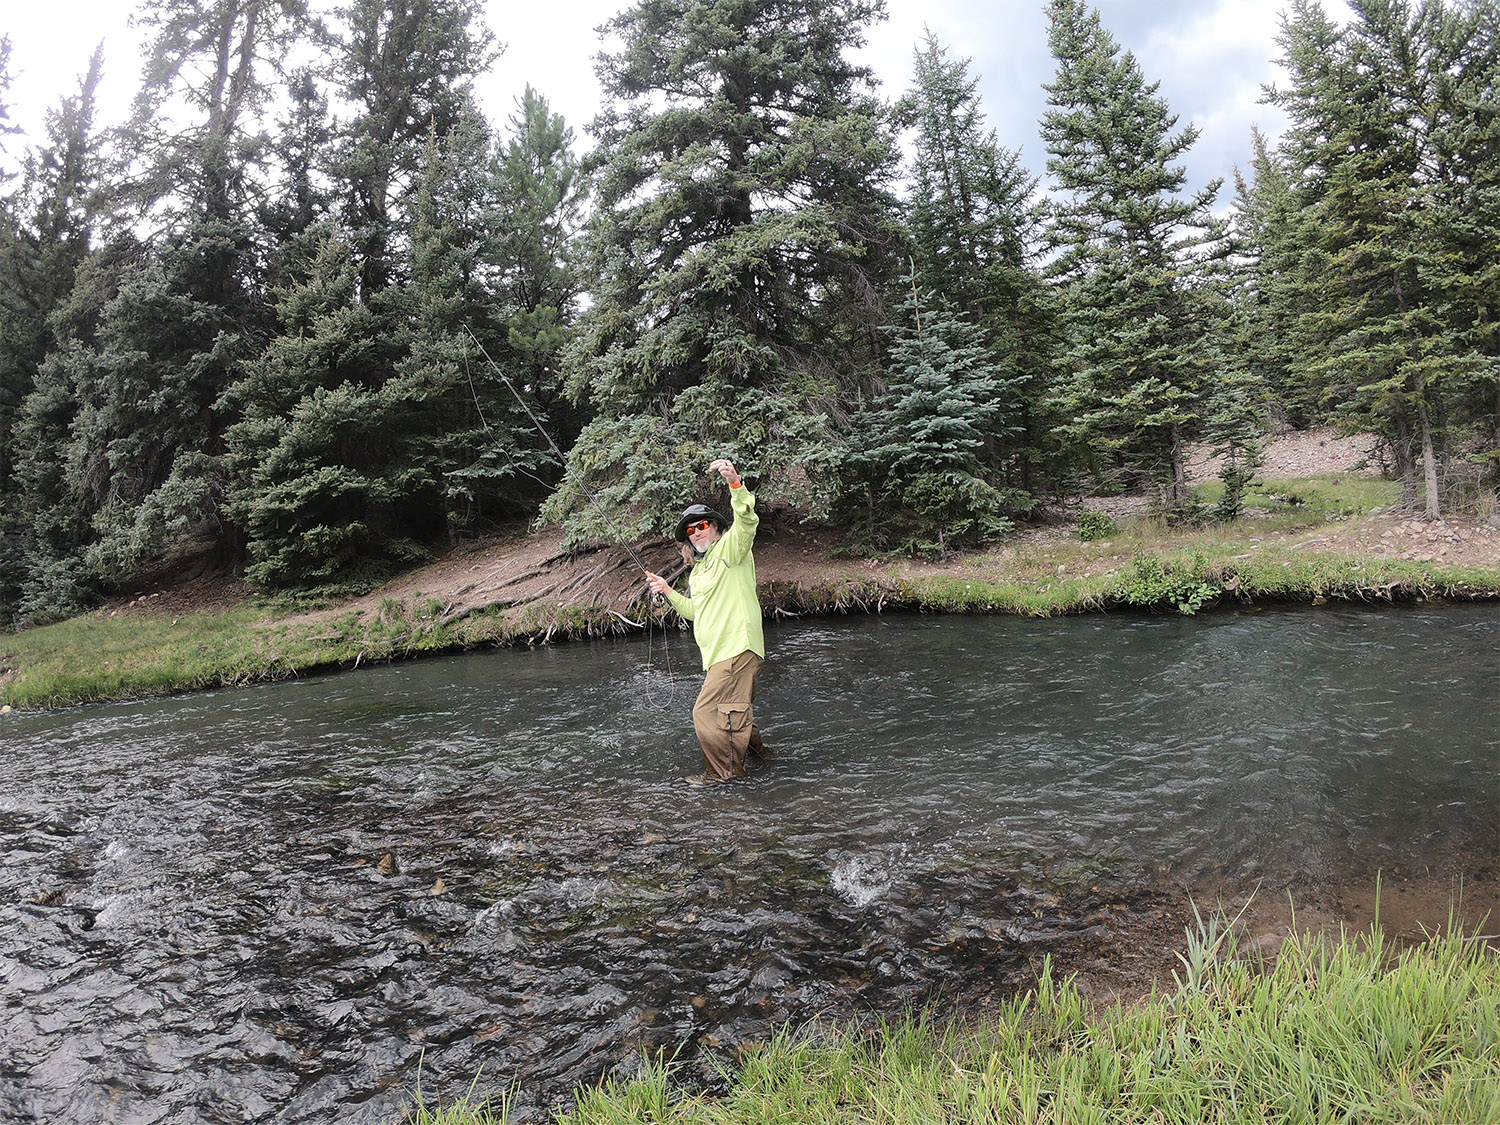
[673, 503, 729, 543]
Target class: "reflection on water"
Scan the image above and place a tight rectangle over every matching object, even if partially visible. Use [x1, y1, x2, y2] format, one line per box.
[1, 605, 1496, 1122]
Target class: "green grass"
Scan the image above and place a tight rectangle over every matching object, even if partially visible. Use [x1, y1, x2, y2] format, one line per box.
[0, 603, 279, 708]
[0, 588, 651, 708]
[402, 923, 1500, 1124]
[0, 597, 472, 709]
[400, 1063, 515, 1124]
[1212, 474, 1404, 529]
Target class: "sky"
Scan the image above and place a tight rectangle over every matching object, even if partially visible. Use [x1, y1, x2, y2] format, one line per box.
[1, 0, 1353, 204]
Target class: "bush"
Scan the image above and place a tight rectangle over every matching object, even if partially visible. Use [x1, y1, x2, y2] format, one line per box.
[1117, 553, 1220, 614]
[16, 553, 97, 628]
[1077, 508, 1117, 541]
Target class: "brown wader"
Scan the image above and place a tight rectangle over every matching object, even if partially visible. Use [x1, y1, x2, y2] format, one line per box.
[692, 650, 765, 780]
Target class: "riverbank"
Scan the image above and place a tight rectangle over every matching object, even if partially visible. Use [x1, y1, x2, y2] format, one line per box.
[2, 442, 1498, 710]
[401, 921, 1499, 1125]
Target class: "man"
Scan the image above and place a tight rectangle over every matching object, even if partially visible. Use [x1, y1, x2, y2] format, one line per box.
[645, 458, 766, 784]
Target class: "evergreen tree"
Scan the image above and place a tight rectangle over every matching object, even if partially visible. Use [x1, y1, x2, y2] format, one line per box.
[899, 31, 1053, 502]
[8, 249, 126, 624]
[1228, 129, 1317, 426]
[1421, 0, 1500, 499]
[1041, 0, 1227, 508]
[1201, 285, 1268, 522]
[549, 0, 904, 544]
[384, 109, 549, 540]
[490, 87, 586, 443]
[222, 225, 396, 589]
[45, 0, 318, 587]
[221, 0, 501, 590]
[0, 52, 107, 625]
[332, 0, 497, 297]
[842, 278, 1014, 552]
[0, 36, 21, 179]
[1265, 0, 1499, 515]
[260, 68, 336, 291]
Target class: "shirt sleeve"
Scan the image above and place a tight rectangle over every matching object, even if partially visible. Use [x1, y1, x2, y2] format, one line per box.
[665, 587, 694, 619]
[717, 484, 758, 565]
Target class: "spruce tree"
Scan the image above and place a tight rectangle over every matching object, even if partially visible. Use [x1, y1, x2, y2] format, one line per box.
[489, 87, 586, 452]
[549, 0, 903, 543]
[332, 0, 497, 297]
[222, 225, 393, 589]
[900, 31, 1052, 502]
[1041, 0, 1227, 508]
[1422, 0, 1500, 498]
[0, 52, 107, 624]
[1228, 129, 1317, 427]
[842, 278, 1014, 552]
[1266, 0, 1499, 515]
[0, 36, 21, 178]
[48, 0, 317, 586]
[221, 0, 501, 590]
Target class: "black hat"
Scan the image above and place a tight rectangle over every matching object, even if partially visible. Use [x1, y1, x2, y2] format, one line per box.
[673, 503, 729, 543]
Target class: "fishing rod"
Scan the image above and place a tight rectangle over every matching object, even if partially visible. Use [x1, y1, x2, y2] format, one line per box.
[462, 325, 656, 577]
[462, 325, 685, 709]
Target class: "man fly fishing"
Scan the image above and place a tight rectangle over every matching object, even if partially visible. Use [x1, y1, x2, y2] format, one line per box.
[645, 458, 767, 785]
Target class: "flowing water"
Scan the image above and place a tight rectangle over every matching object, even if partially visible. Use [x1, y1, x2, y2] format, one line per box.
[2, 605, 1497, 1122]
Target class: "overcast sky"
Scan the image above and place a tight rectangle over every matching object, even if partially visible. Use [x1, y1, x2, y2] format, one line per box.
[3, 0, 1353, 203]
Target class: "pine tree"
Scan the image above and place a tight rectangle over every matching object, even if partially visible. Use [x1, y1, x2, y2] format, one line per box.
[332, 0, 497, 297]
[0, 52, 107, 624]
[1266, 0, 1499, 516]
[842, 278, 1014, 552]
[1041, 0, 1227, 508]
[899, 31, 1052, 502]
[549, 0, 904, 543]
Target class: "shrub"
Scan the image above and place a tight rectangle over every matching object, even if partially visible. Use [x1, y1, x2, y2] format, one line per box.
[1077, 509, 1118, 541]
[1118, 553, 1220, 614]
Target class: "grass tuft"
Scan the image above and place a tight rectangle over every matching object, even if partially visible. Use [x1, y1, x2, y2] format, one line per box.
[522, 923, 1498, 1125]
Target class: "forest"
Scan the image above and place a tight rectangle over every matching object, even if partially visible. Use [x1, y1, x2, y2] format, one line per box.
[0, 0, 1495, 630]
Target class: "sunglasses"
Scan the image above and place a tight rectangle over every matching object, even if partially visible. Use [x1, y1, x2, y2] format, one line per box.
[685, 519, 715, 534]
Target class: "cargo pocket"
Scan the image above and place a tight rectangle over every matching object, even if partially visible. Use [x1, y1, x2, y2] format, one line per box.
[716, 703, 750, 734]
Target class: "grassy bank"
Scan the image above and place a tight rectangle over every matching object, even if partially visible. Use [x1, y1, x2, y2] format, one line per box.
[399, 922, 1500, 1124]
[3, 475, 1498, 710]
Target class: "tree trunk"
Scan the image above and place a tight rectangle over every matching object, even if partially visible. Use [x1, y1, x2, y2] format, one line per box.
[1168, 421, 1188, 505]
[1393, 404, 1419, 509]
[1418, 394, 1440, 519]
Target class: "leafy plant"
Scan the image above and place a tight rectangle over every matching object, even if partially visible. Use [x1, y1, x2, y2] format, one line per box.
[1118, 553, 1221, 614]
[1076, 508, 1117, 541]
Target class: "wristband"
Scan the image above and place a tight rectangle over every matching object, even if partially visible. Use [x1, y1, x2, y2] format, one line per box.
[729, 480, 742, 488]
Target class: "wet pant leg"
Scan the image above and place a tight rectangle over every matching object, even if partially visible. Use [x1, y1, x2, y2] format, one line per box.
[691, 651, 763, 780]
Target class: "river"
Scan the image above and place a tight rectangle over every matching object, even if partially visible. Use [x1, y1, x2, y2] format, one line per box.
[2, 604, 1496, 1122]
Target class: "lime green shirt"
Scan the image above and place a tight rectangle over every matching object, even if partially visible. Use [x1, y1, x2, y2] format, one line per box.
[666, 484, 765, 670]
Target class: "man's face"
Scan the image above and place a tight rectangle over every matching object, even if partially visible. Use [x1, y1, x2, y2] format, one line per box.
[687, 518, 720, 551]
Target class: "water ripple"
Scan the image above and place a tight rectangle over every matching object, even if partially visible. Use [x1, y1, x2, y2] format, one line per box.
[1, 606, 1496, 1122]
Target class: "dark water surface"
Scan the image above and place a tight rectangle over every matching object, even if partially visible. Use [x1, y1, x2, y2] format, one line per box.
[2, 605, 1497, 1122]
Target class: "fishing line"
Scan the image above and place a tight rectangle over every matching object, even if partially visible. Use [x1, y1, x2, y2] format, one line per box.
[462, 325, 681, 707]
